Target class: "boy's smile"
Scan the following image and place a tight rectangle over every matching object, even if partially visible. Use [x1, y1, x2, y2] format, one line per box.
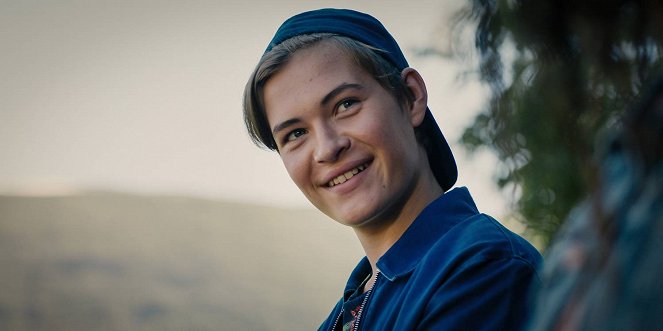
[325, 162, 368, 188]
[263, 40, 438, 229]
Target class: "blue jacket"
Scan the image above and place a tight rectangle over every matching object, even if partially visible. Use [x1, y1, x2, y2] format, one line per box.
[318, 187, 542, 330]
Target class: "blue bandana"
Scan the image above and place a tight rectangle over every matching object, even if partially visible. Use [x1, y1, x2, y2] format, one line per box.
[267, 8, 409, 70]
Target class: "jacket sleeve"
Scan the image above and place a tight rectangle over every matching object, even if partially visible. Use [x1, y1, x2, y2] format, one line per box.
[418, 255, 540, 331]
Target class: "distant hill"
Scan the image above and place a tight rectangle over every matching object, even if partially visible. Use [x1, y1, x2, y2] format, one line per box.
[0, 192, 363, 331]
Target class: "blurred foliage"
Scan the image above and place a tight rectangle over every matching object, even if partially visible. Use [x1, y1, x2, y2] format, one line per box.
[449, 0, 663, 246]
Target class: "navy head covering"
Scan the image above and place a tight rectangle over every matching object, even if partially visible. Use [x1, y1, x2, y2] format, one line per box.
[265, 8, 457, 191]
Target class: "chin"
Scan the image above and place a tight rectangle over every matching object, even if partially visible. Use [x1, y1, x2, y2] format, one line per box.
[330, 205, 385, 228]
[314, 194, 390, 228]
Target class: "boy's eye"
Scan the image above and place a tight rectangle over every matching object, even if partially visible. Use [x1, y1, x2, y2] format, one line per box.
[286, 128, 307, 142]
[337, 99, 358, 113]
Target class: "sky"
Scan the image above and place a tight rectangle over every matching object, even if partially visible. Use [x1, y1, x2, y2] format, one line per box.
[0, 0, 511, 217]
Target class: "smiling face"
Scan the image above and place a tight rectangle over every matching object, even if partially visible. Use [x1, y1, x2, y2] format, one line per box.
[263, 40, 440, 229]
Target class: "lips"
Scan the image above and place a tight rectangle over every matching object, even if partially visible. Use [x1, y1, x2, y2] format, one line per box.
[327, 164, 368, 187]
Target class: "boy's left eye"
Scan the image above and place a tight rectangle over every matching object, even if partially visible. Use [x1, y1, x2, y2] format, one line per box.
[286, 128, 307, 142]
[337, 99, 358, 113]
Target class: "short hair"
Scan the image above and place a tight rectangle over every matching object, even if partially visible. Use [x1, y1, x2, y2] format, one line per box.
[243, 33, 414, 151]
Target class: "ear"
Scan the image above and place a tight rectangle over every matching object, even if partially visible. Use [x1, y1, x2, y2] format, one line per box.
[401, 67, 428, 127]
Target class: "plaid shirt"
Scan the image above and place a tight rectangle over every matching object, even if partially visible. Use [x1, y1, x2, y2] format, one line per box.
[529, 134, 663, 330]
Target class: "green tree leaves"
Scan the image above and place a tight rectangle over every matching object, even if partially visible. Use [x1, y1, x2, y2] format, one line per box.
[452, 0, 663, 246]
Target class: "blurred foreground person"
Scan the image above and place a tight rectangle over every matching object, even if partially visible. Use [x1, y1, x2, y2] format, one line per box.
[243, 8, 541, 330]
[528, 77, 663, 331]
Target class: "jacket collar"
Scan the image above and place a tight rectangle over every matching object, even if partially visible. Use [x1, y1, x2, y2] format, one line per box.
[343, 187, 479, 294]
[376, 187, 479, 281]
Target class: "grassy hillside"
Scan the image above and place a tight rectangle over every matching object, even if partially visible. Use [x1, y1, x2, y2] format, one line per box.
[0, 192, 363, 331]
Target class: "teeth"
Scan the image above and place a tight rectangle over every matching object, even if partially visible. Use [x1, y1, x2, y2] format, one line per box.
[328, 164, 368, 187]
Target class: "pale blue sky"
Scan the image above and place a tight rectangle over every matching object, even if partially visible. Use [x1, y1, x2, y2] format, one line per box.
[0, 0, 510, 217]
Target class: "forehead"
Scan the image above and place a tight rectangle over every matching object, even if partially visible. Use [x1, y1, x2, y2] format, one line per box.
[263, 41, 372, 113]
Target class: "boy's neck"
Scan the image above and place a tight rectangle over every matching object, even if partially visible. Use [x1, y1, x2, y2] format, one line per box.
[353, 174, 443, 275]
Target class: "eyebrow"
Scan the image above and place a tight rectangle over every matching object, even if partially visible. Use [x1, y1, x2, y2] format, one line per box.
[272, 118, 301, 135]
[320, 83, 363, 106]
[271, 83, 364, 135]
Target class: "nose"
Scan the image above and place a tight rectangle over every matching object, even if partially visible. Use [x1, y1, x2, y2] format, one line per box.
[313, 124, 350, 163]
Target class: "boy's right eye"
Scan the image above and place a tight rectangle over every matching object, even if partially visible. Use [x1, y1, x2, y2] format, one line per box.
[286, 128, 308, 142]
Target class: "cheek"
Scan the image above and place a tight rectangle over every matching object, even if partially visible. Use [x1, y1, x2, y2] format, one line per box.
[367, 115, 418, 165]
[281, 153, 310, 189]
[363, 116, 406, 149]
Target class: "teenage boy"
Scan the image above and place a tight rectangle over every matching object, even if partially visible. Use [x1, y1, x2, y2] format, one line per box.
[243, 8, 542, 331]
